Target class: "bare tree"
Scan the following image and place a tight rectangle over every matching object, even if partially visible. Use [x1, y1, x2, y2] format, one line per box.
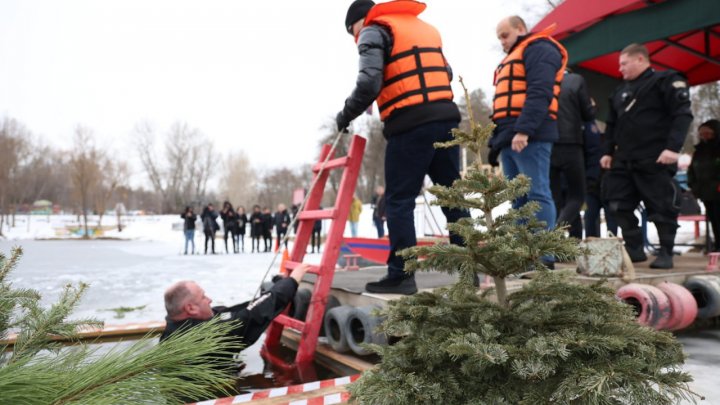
[134, 121, 218, 213]
[0, 118, 32, 231]
[70, 126, 102, 239]
[689, 82, 720, 149]
[95, 157, 129, 228]
[219, 151, 258, 209]
[359, 116, 386, 202]
[255, 167, 307, 209]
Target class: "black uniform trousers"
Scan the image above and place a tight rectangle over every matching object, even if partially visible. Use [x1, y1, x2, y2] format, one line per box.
[550, 144, 586, 233]
[602, 158, 680, 250]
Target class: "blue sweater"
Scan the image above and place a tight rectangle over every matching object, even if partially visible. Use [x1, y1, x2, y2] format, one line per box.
[490, 38, 563, 150]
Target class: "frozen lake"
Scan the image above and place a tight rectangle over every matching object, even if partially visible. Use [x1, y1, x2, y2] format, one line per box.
[1, 239, 719, 403]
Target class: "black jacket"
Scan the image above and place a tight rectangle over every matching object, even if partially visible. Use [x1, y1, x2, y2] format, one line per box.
[159, 278, 298, 361]
[220, 209, 238, 233]
[201, 209, 219, 233]
[181, 212, 197, 231]
[688, 139, 720, 202]
[261, 212, 273, 236]
[603, 68, 693, 161]
[556, 72, 595, 145]
[237, 213, 248, 235]
[273, 210, 291, 232]
[249, 212, 263, 237]
[490, 38, 565, 149]
[338, 24, 460, 137]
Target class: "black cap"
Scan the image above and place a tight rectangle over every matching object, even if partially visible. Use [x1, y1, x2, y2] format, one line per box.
[345, 0, 375, 34]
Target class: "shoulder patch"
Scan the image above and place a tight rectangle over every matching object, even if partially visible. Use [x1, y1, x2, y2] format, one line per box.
[672, 81, 687, 89]
[219, 312, 232, 321]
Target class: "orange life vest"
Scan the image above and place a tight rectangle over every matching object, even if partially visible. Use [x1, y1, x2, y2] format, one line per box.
[362, 1, 454, 121]
[492, 25, 568, 121]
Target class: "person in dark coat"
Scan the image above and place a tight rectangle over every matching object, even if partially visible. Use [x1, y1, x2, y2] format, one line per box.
[274, 203, 291, 250]
[261, 207, 273, 252]
[336, 0, 470, 295]
[550, 70, 595, 233]
[181, 206, 197, 255]
[372, 186, 387, 238]
[160, 264, 311, 367]
[489, 15, 567, 269]
[600, 43, 693, 269]
[311, 207, 323, 254]
[201, 204, 220, 254]
[582, 119, 618, 238]
[249, 205, 263, 253]
[220, 201, 239, 254]
[236, 206, 248, 253]
[688, 119, 720, 251]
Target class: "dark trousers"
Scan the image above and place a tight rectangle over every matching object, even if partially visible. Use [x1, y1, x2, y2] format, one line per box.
[603, 159, 680, 250]
[204, 231, 216, 254]
[276, 228, 288, 249]
[584, 191, 618, 237]
[703, 199, 720, 251]
[550, 144, 586, 230]
[385, 120, 470, 279]
[311, 228, 321, 252]
[373, 217, 385, 238]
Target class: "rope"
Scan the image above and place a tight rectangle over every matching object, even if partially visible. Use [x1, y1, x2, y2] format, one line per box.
[252, 130, 347, 299]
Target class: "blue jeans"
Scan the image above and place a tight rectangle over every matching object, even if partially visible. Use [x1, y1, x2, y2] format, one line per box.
[184, 229, 195, 254]
[500, 142, 556, 231]
[349, 221, 359, 237]
[385, 120, 470, 279]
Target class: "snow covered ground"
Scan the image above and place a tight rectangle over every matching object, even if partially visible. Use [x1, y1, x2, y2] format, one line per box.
[1, 210, 719, 402]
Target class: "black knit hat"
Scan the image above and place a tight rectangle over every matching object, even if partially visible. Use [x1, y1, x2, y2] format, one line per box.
[345, 0, 375, 34]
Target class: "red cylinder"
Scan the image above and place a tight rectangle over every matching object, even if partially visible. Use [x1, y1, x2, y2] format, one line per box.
[616, 283, 672, 329]
[655, 282, 698, 331]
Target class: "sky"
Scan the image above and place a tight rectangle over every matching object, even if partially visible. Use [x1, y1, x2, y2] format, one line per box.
[0, 0, 549, 185]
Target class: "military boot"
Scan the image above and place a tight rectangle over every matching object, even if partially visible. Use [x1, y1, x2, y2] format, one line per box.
[650, 247, 674, 269]
[622, 229, 647, 262]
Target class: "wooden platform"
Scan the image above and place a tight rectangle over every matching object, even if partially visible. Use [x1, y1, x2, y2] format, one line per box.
[301, 252, 720, 310]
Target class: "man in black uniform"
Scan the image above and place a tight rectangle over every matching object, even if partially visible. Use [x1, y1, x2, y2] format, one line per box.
[159, 263, 310, 364]
[551, 70, 595, 233]
[600, 43, 693, 269]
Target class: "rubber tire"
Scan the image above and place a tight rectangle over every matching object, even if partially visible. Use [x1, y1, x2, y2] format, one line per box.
[345, 305, 387, 356]
[319, 295, 341, 337]
[323, 305, 353, 353]
[616, 283, 672, 329]
[290, 289, 312, 321]
[683, 275, 720, 319]
[656, 281, 698, 330]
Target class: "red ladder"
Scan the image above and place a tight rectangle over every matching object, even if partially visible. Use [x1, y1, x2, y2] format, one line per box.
[261, 134, 366, 368]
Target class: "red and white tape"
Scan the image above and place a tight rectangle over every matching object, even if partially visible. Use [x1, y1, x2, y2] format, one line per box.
[192, 375, 360, 405]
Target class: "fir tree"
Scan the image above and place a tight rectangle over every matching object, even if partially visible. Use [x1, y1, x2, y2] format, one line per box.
[349, 79, 698, 404]
[0, 246, 242, 404]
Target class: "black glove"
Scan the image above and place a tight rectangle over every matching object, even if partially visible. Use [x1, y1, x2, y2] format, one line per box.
[335, 111, 350, 133]
[488, 146, 500, 167]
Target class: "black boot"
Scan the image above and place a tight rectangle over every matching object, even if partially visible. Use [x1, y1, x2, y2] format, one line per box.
[622, 229, 647, 262]
[650, 247, 674, 269]
[651, 223, 677, 269]
[366, 275, 417, 295]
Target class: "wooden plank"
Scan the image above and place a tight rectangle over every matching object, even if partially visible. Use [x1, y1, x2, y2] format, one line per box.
[0, 321, 166, 348]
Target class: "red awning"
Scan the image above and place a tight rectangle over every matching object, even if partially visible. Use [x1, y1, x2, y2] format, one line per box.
[532, 0, 720, 86]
